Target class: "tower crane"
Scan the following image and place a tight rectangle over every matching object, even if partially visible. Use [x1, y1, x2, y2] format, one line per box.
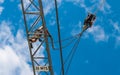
[21, 0, 105, 75]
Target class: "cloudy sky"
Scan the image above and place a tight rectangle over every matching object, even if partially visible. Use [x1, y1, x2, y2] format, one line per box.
[0, 0, 120, 75]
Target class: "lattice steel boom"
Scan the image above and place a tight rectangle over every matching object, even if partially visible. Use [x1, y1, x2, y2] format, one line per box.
[21, 0, 54, 75]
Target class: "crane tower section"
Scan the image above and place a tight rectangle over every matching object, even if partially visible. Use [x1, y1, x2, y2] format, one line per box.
[21, 0, 54, 75]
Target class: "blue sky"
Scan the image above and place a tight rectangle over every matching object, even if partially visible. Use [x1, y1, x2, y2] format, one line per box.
[0, 0, 120, 75]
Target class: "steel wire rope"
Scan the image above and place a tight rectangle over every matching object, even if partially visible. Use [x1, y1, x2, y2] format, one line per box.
[59, 38, 78, 75]
[54, 0, 65, 75]
[65, 35, 81, 75]
[50, 37, 77, 50]
[63, 27, 87, 64]
[48, 33, 80, 43]
[60, 28, 86, 75]
[94, 0, 105, 14]
[59, 30, 84, 75]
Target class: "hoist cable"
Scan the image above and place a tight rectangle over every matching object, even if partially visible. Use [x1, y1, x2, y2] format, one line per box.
[65, 31, 84, 75]
[50, 33, 80, 43]
[50, 37, 76, 50]
[54, 0, 65, 75]
[94, 0, 105, 14]
[65, 36, 81, 75]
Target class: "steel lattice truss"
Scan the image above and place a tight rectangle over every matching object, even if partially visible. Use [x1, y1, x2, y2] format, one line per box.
[21, 0, 54, 75]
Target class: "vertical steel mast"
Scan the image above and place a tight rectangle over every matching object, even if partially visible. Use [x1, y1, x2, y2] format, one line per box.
[21, 0, 54, 75]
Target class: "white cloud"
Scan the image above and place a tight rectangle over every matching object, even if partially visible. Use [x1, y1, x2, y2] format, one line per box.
[115, 36, 120, 48]
[71, 21, 108, 42]
[0, 0, 4, 15]
[42, 0, 55, 15]
[0, 46, 32, 75]
[71, 21, 82, 35]
[0, 21, 44, 75]
[0, 21, 32, 75]
[99, 0, 111, 14]
[18, 0, 62, 15]
[66, 0, 111, 14]
[87, 25, 109, 42]
[0, 0, 4, 3]
[110, 20, 120, 33]
[66, 0, 88, 11]
[10, 0, 14, 2]
[22, 0, 30, 9]
[0, 6, 4, 15]
[39, 0, 62, 15]
[113, 23, 120, 32]
[18, 0, 30, 10]
[109, 20, 120, 47]
[0, 21, 13, 45]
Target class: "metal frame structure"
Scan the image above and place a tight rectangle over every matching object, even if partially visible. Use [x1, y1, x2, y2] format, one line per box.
[20, 0, 105, 75]
[21, 0, 54, 75]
